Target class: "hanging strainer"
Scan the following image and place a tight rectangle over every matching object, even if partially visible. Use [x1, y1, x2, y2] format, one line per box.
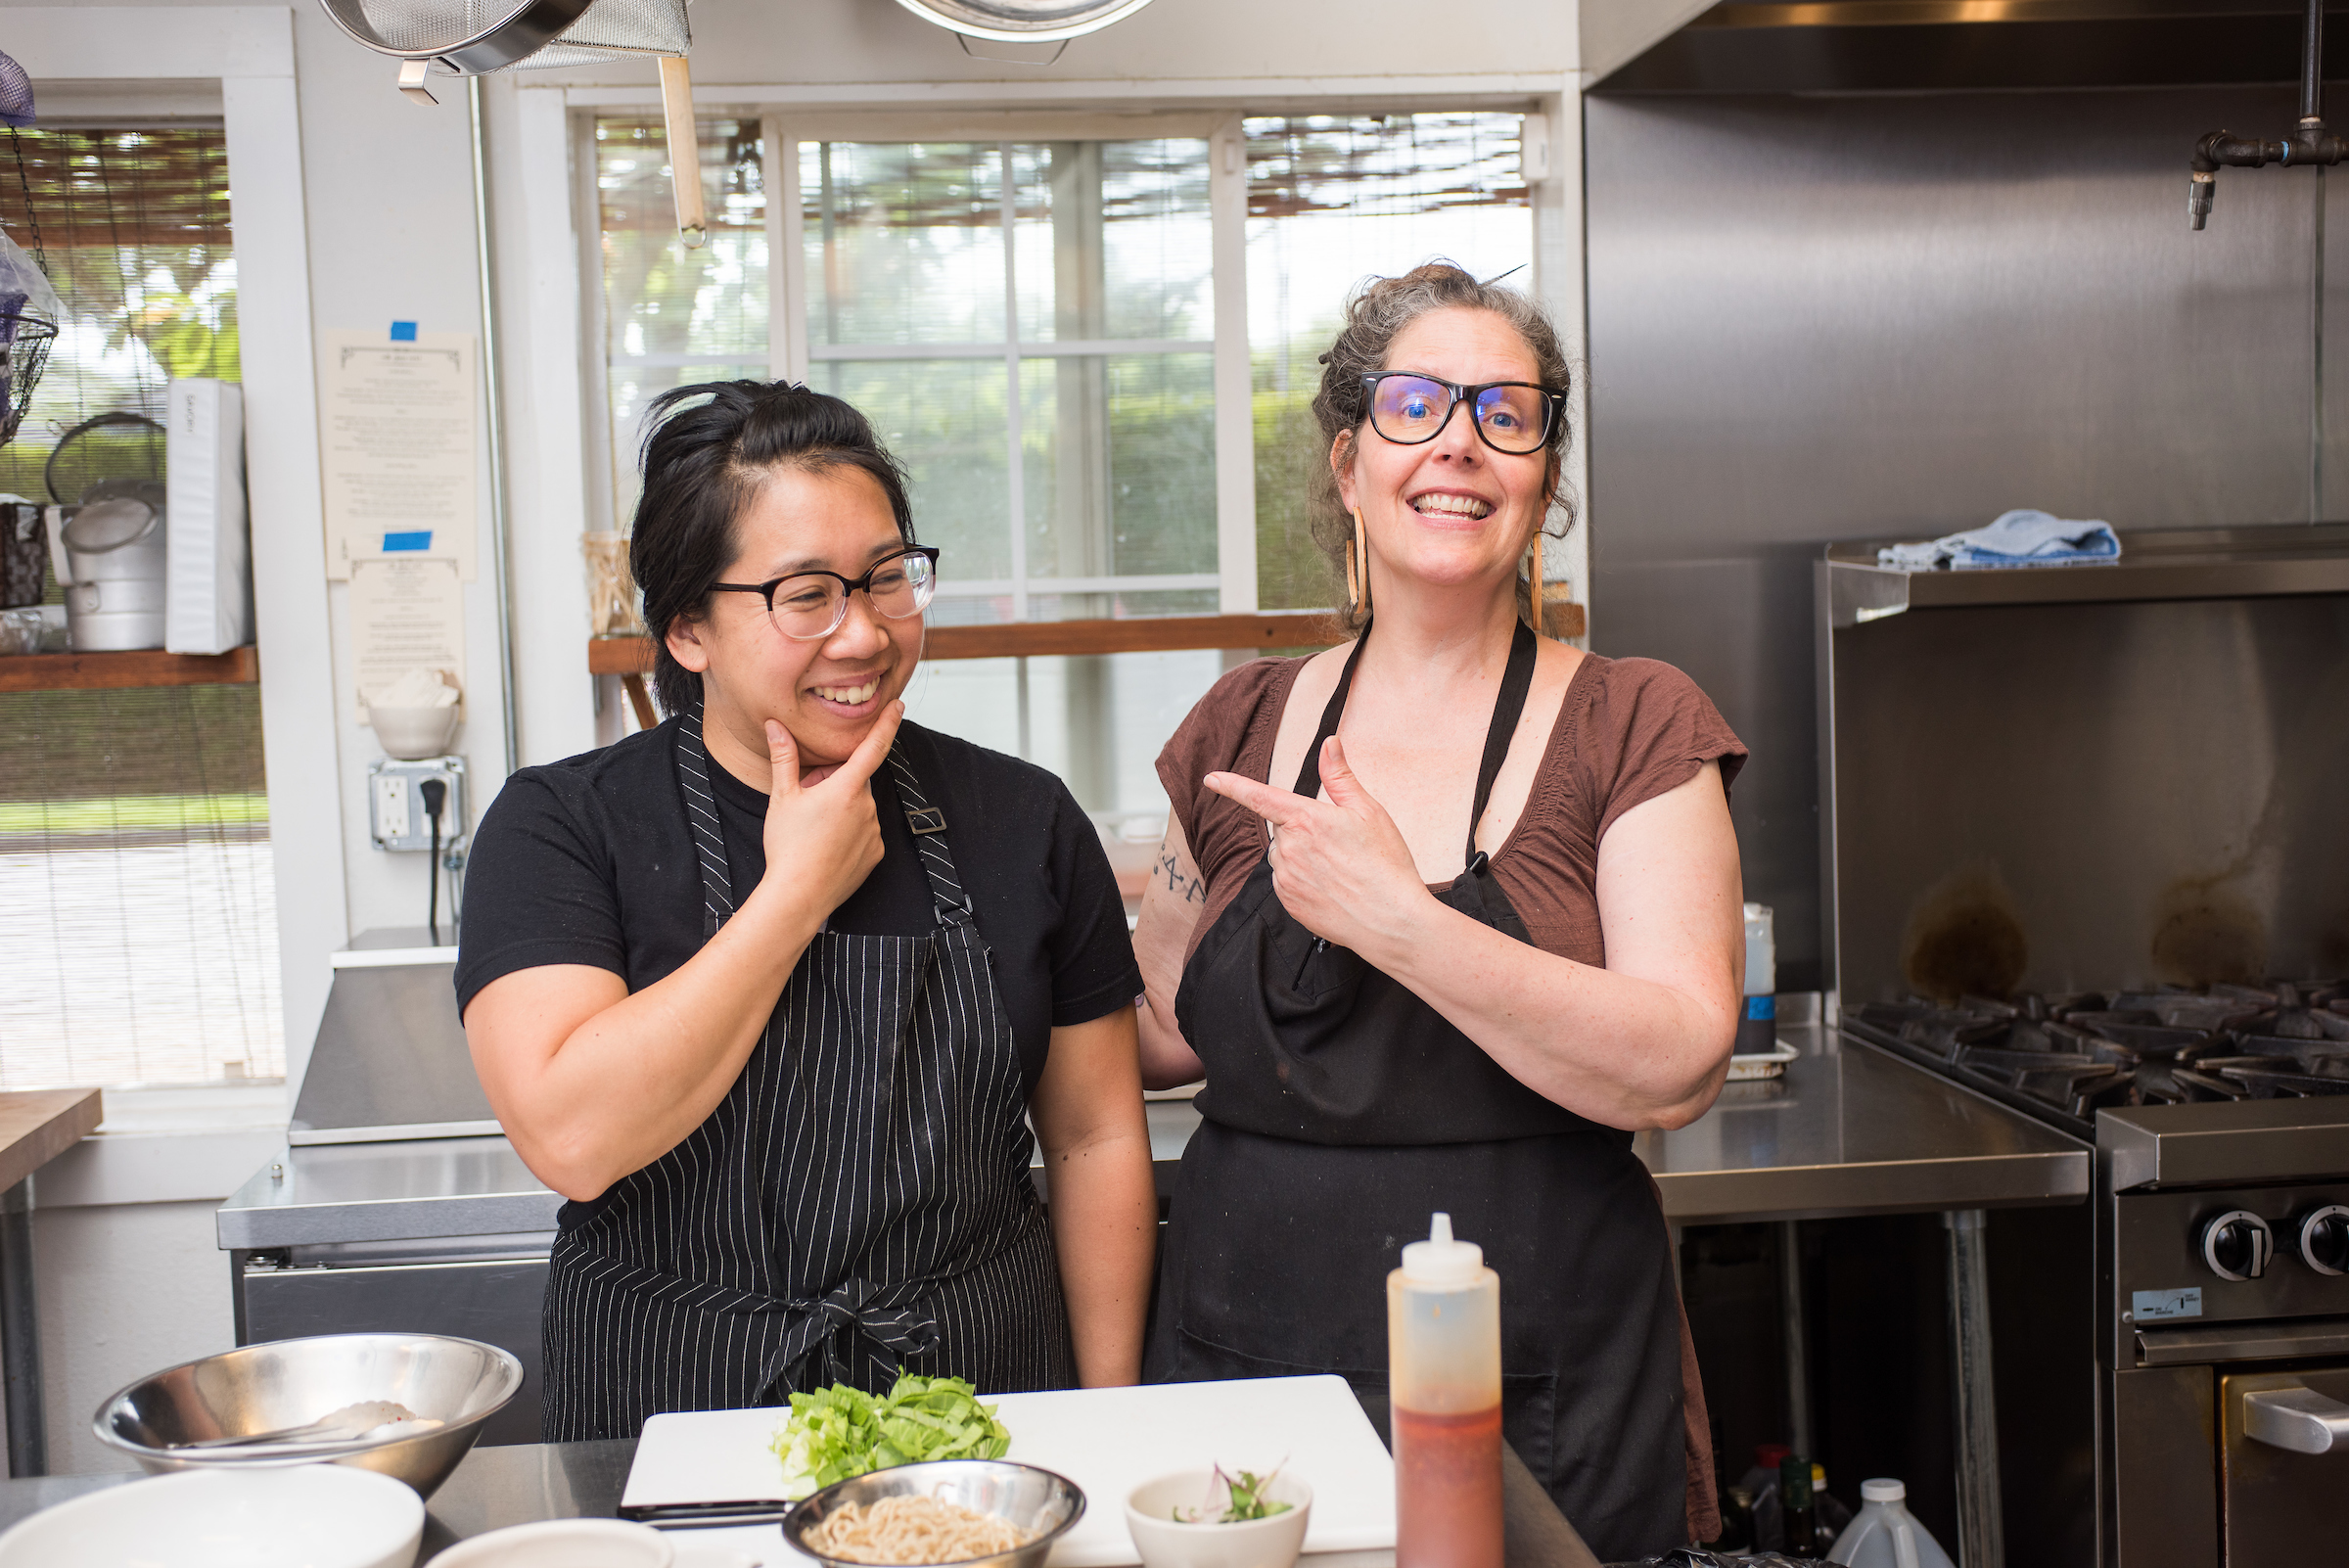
[890, 0, 1158, 43]
[315, 0, 702, 240]
[45, 412, 165, 507]
[317, 0, 596, 79]
[0, 224, 58, 451]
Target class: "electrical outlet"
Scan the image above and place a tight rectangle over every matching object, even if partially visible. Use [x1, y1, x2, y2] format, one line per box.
[368, 756, 468, 852]
[372, 772, 410, 843]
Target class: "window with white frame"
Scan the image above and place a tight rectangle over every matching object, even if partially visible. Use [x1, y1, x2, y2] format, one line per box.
[590, 110, 1532, 829]
[0, 125, 284, 1090]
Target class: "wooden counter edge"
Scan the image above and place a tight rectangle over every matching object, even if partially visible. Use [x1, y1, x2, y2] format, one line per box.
[0, 1089, 103, 1195]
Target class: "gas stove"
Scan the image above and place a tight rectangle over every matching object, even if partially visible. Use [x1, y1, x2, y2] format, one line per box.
[1839, 982, 2349, 1139]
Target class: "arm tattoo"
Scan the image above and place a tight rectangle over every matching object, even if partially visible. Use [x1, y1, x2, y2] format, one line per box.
[1157, 847, 1206, 905]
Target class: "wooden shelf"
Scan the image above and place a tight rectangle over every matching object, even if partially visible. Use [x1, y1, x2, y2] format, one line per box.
[0, 645, 259, 694]
[590, 612, 1347, 675]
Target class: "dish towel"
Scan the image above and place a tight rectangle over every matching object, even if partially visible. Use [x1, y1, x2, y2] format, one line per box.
[1877, 509, 2123, 571]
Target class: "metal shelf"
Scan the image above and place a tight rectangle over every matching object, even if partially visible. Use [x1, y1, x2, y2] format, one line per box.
[1824, 524, 2349, 626]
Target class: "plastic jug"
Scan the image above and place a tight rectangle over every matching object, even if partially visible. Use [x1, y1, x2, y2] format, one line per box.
[1826, 1479, 1955, 1568]
[1736, 902, 1777, 1053]
[1388, 1213, 1500, 1568]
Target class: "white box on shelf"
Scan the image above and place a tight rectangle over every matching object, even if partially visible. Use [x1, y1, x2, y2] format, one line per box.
[163, 378, 252, 655]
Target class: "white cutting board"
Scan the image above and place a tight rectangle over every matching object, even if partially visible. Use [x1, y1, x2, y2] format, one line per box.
[623, 1375, 1397, 1568]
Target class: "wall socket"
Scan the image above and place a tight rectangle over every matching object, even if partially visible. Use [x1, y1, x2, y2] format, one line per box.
[367, 756, 468, 852]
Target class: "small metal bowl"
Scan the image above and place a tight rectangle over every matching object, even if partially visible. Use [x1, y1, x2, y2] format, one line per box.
[92, 1332, 523, 1499]
[784, 1459, 1086, 1568]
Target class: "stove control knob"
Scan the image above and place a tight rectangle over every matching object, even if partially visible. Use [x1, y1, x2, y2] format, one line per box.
[2298, 1206, 2349, 1276]
[2201, 1210, 2273, 1281]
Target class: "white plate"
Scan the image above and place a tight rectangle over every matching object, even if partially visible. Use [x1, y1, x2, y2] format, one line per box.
[624, 1376, 1397, 1568]
[0, 1464, 423, 1568]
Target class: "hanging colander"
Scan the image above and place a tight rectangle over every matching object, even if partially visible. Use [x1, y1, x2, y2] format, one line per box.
[313, 0, 703, 242]
[890, 0, 1157, 43]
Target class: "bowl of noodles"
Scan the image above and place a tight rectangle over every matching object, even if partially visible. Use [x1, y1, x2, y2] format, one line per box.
[783, 1459, 1085, 1568]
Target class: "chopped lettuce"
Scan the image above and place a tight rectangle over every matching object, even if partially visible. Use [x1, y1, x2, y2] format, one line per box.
[769, 1374, 1011, 1499]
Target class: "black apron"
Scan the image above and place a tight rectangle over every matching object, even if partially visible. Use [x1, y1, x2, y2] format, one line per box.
[540, 703, 1075, 1440]
[1144, 621, 1688, 1562]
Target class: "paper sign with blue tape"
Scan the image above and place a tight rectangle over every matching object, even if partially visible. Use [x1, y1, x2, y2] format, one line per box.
[2132, 1287, 2203, 1321]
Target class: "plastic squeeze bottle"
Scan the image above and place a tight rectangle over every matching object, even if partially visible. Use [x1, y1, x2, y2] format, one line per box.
[1388, 1213, 1501, 1568]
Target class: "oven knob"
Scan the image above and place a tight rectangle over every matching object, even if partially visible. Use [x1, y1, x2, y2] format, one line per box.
[2200, 1210, 2273, 1281]
[2298, 1206, 2349, 1276]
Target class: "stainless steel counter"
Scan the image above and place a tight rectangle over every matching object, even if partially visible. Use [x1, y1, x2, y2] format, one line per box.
[1637, 1025, 2091, 1223]
[218, 1025, 2088, 1252]
[217, 1135, 560, 1251]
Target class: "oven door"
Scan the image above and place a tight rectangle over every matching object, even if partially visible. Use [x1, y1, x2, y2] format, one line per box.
[2220, 1366, 2349, 1565]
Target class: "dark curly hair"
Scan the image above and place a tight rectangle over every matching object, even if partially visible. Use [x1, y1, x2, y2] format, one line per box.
[629, 381, 917, 717]
[1310, 261, 1576, 630]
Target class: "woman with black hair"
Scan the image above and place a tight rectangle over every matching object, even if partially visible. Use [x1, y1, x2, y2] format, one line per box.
[457, 381, 1156, 1439]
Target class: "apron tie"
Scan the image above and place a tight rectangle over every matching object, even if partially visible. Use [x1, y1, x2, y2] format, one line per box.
[759, 1276, 944, 1398]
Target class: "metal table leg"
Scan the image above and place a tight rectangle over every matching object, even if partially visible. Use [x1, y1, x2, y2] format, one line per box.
[1779, 1219, 1814, 1460]
[1946, 1209, 2004, 1568]
[0, 1178, 40, 1477]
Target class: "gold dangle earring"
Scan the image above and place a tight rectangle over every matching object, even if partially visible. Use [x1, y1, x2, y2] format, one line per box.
[1349, 507, 1371, 618]
[1527, 530, 1545, 634]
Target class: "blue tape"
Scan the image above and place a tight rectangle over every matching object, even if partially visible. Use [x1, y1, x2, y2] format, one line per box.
[382, 530, 433, 552]
[390, 321, 419, 342]
[1744, 994, 1776, 1021]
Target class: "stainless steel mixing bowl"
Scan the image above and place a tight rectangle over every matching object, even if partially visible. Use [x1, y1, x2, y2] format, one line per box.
[91, 1332, 523, 1499]
[783, 1459, 1086, 1568]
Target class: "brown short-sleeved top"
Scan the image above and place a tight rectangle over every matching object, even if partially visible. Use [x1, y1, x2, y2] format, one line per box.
[1155, 649, 1746, 1545]
[1158, 651, 1748, 967]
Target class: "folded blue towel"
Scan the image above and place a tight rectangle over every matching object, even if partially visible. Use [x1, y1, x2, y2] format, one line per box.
[1877, 509, 2122, 572]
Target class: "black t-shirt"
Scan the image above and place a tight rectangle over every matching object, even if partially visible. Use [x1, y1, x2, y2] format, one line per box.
[454, 717, 1141, 1096]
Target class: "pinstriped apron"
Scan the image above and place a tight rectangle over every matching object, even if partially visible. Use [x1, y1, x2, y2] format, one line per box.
[538, 701, 1075, 1440]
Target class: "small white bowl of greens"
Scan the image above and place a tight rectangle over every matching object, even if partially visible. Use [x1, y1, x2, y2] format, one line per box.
[1124, 1465, 1313, 1568]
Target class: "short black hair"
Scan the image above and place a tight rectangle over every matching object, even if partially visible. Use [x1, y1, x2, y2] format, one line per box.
[628, 380, 917, 717]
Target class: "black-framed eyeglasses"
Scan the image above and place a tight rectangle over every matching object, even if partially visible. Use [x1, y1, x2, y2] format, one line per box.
[711, 546, 941, 641]
[1360, 373, 1564, 456]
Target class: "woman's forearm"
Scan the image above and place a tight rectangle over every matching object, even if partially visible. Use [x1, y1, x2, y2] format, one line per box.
[1045, 1124, 1157, 1386]
[1359, 898, 1736, 1130]
[473, 880, 825, 1200]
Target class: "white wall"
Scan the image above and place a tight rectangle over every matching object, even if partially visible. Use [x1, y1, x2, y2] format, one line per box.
[0, 0, 1594, 1476]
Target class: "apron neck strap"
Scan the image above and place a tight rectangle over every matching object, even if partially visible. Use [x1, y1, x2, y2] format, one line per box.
[884, 740, 976, 926]
[1290, 617, 1541, 870]
[675, 696, 974, 937]
[678, 694, 737, 940]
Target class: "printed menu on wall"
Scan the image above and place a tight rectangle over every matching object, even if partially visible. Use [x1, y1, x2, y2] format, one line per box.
[347, 558, 466, 724]
[319, 328, 478, 579]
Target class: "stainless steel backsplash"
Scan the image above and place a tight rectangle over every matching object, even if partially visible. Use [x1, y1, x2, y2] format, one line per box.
[1585, 84, 2349, 989]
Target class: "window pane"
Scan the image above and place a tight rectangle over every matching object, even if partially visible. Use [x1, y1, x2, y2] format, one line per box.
[597, 115, 767, 529]
[1013, 140, 1212, 345]
[1245, 114, 1534, 610]
[818, 357, 1014, 592]
[1018, 351, 1215, 606]
[0, 688, 283, 1088]
[805, 142, 1005, 346]
[598, 116, 766, 361]
[0, 128, 236, 501]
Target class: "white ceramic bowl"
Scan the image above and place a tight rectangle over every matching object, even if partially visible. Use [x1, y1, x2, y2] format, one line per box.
[431, 1517, 674, 1568]
[0, 1464, 423, 1568]
[368, 703, 462, 761]
[1125, 1469, 1313, 1568]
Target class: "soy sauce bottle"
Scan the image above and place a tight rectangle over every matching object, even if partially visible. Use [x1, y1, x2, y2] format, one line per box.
[1388, 1213, 1501, 1568]
[1780, 1453, 1819, 1556]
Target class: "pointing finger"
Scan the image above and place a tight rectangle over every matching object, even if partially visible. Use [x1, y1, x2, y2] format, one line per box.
[1203, 770, 1308, 827]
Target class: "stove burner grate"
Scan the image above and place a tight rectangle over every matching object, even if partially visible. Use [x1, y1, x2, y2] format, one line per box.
[1844, 982, 2349, 1133]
